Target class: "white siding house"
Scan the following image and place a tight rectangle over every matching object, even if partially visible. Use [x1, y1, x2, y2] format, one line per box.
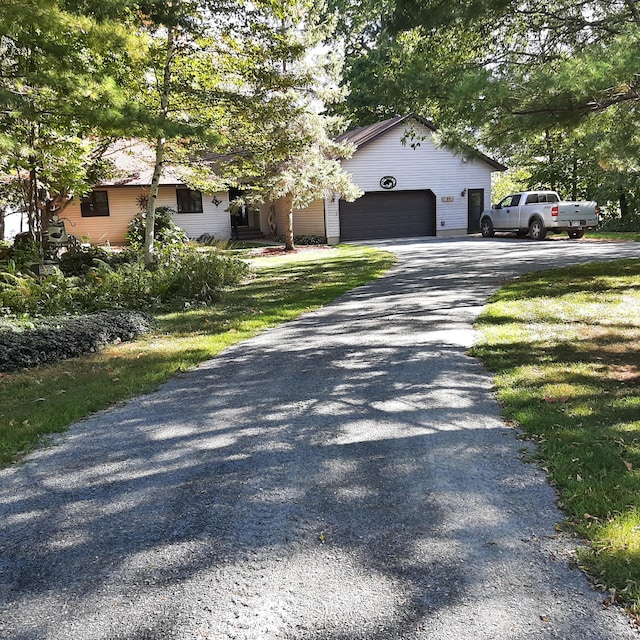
[63, 142, 232, 245]
[63, 186, 230, 245]
[267, 114, 505, 244]
[65, 117, 504, 246]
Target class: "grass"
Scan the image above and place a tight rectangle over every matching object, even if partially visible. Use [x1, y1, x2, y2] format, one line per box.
[470, 258, 640, 614]
[0, 244, 395, 466]
[588, 231, 640, 242]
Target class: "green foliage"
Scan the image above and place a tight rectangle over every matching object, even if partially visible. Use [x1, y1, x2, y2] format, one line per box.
[599, 213, 640, 232]
[126, 206, 188, 252]
[0, 236, 41, 273]
[274, 234, 326, 245]
[0, 272, 80, 316]
[58, 245, 120, 276]
[0, 245, 248, 315]
[0, 0, 140, 237]
[332, 0, 640, 215]
[162, 250, 248, 304]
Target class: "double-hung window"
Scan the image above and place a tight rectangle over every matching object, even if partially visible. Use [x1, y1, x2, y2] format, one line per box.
[176, 188, 203, 214]
[80, 191, 110, 217]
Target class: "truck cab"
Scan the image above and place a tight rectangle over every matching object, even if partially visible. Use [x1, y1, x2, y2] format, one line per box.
[480, 191, 598, 240]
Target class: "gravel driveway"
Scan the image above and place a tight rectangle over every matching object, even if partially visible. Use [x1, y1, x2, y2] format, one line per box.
[2, 237, 640, 640]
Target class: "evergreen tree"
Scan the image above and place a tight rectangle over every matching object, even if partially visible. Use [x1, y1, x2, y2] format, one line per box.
[0, 0, 139, 242]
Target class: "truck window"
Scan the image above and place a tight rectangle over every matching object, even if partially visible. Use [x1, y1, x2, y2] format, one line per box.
[525, 194, 538, 204]
[546, 193, 559, 203]
[500, 194, 522, 207]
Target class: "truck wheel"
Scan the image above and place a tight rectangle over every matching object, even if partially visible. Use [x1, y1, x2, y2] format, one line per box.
[568, 229, 585, 239]
[529, 218, 547, 241]
[480, 218, 495, 237]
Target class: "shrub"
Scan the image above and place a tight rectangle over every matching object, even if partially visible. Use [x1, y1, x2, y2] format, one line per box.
[0, 245, 248, 316]
[599, 212, 640, 232]
[0, 271, 82, 316]
[0, 310, 153, 372]
[59, 245, 118, 276]
[163, 249, 249, 304]
[0, 235, 41, 273]
[274, 234, 326, 246]
[126, 206, 189, 251]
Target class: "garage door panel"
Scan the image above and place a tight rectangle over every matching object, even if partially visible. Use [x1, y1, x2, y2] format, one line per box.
[340, 190, 436, 240]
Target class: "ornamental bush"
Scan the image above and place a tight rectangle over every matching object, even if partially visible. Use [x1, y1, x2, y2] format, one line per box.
[126, 206, 189, 252]
[0, 310, 153, 372]
[0, 246, 248, 316]
[59, 245, 123, 276]
[599, 212, 640, 232]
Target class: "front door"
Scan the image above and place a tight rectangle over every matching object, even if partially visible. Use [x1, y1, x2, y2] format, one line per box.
[229, 188, 249, 226]
[467, 189, 484, 234]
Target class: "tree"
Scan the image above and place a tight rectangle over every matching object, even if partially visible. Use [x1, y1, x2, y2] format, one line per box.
[328, 0, 640, 220]
[216, 1, 362, 251]
[0, 0, 139, 246]
[250, 111, 362, 251]
[118, 0, 331, 264]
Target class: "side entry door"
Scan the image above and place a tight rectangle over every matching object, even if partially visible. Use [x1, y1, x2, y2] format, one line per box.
[467, 189, 484, 234]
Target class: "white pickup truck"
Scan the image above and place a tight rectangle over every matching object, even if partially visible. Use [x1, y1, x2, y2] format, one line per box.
[480, 191, 599, 240]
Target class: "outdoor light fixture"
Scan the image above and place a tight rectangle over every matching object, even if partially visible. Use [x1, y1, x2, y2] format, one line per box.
[460, 189, 467, 197]
[211, 196, 222, 207]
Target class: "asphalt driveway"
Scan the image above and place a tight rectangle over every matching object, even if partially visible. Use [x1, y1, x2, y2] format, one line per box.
[1, 237, 640, 640]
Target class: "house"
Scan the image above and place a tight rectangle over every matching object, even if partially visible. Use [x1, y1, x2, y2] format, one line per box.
[62, 142, 233, 245]
[64, 115, 505, 245]
[261, 114, 506, 243]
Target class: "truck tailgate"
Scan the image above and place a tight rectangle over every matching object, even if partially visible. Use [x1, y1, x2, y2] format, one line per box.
[557, 201, 598, 225]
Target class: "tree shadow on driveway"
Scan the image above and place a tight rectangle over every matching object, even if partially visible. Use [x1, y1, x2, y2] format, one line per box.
[1, 238, 639, 640]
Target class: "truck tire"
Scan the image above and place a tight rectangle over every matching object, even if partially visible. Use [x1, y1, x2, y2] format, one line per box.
[568, 229, 585, 239]
[529, 218, 547, 241]
[480, 217, 495, 238]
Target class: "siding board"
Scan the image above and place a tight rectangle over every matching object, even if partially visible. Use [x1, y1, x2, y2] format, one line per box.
[339, 119, 495, 237]
[63, 186, 230, 245]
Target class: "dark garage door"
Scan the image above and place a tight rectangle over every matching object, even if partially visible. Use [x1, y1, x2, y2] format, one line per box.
[339, 190, 436, 241]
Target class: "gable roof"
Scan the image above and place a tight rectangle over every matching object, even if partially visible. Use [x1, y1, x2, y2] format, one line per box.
[335, 114, 437, 147]
[336, 113, 507, 172]
[97, 141, 188, 187]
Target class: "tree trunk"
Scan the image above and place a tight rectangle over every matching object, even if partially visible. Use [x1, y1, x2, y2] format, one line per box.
[571, 152, 578, 201]
[544, 130, 557, 192]
[620, 191, 629, 219]
[144, 136, 166, 266]
[0, 207, 5, 241]
[285, 195, 295, 251]
[144, 25, 175, 267]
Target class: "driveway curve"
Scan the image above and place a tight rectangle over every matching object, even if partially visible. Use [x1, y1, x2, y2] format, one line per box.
[1, 237, 640, 640]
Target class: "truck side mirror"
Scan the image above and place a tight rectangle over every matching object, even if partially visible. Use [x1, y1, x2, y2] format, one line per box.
[493, 203, 501, 209]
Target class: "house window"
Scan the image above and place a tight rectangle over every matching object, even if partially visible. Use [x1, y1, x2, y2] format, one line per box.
[176, 188, 203, 213]
[80, 191, 110, 217]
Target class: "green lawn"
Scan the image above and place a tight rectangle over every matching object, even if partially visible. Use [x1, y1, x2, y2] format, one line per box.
[588, 231, 640, 242]
[0, 244, 395, 466]
[470, 258, 640, 615]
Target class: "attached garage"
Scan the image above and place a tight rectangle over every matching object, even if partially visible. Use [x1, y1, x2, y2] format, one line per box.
[339, 190, 436, 241]
[265, 114, 506, 243]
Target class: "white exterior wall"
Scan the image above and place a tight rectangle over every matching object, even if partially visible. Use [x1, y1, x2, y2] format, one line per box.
[64, 186, 230, 245]
[64, 188, 141, 245]
[163, 188, 230, 240]
[338, 120, 495, 237]
[293, 199, 325, 237]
